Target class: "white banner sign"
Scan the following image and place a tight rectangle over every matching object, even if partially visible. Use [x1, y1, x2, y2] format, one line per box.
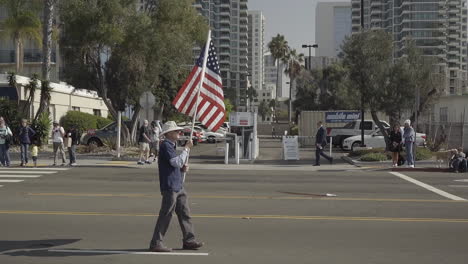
[282, 136, 299, 160]
[229, 112, 253, 127]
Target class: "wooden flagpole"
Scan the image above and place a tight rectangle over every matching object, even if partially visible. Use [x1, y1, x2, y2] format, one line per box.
[183, 30, 211, 182]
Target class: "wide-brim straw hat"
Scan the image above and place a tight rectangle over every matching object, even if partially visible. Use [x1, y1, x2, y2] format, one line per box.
[161, 121, 184, 136]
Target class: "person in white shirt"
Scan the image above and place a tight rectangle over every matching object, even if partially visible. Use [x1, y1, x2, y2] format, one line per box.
[52, 121, 67, 166]
[0, 116, 13, 167]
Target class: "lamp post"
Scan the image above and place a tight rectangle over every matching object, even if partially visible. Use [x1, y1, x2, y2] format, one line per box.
[301, 44, 318, 70]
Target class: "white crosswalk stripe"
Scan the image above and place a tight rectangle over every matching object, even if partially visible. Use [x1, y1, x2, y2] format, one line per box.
[0, 168, 69, 189]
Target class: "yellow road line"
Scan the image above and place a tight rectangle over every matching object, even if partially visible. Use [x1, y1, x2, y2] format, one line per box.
[0, 210, 467, 223]
[26, 192, 468, 204]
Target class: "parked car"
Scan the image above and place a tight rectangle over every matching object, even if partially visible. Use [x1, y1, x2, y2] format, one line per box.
[204, 129, 226, 143]
[178, 127, 203, 146]
[80, 121, 126, 146]
[342, 129, 426, 151]
[328, 120, 390, 148]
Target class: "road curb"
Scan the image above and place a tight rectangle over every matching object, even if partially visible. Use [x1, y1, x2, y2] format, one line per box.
[341, 156, 360, 167]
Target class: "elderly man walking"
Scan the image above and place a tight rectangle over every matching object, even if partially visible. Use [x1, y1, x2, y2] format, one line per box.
[149, 121, 203, 252]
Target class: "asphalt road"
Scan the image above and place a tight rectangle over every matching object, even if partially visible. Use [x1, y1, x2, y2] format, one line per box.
[1, 165, 468, 264]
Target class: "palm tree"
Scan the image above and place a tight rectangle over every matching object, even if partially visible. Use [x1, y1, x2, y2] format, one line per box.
[42, 0, 57, 81]
[268, 34, 289, 102]
[282, 48, 304, 125]
[0, 0, 42, 74]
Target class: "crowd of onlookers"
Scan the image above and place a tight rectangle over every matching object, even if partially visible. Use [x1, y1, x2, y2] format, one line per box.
[0, 116, 79, 167]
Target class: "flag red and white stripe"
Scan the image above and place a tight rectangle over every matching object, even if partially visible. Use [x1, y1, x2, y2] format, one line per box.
[172, 40, 225, 132]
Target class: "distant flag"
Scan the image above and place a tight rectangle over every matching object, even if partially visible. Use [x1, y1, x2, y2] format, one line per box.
[172, 39, 225, 132]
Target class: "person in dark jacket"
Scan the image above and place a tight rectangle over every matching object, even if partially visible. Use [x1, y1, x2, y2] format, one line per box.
[65, 126, 79, 166]
[389, 123, 402, 167]
[149, 121, 203, 253]
[18, 119, 36, 166]
[314, 121, 333, 166]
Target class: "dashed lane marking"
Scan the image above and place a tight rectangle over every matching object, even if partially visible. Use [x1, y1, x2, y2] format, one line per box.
[0, 170, 56, 174]
[0, 175, 41, 178]
[390, 172, 466, 201]
[48, 249, 209, 256]
[0, 167, 69, 170]
[0, 180, 24, 183]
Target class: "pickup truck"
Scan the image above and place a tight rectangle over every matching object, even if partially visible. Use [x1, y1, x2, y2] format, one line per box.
[328, 120, 390, 148]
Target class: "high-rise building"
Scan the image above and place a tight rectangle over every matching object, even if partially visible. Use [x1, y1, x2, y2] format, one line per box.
[315, 1, 352, 58]
[351, 0, 468, 96]
[194, 0, 249, 107]
[248, 10, 265, 98]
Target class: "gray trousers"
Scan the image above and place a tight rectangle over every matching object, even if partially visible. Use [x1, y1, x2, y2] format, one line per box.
[53, 142, 66, 164]
[150, 189, 195, 247]
[20, 143, 29, 164]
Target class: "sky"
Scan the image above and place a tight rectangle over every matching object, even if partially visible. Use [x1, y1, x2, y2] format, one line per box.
[248, 0, 341, 55]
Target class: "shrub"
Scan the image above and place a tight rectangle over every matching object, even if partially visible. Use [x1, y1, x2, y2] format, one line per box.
[400, 147, 433, 161]
[349, 147, 386, 157]
[360, 153, 389, 161]
[60, 111, 96, 132]
[96, 116, 113, 129]
[290, 125, 298, 136]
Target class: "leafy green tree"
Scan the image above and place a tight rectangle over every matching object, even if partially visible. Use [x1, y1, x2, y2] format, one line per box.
[293, 70, 317, 111]
[341, 30, 398, 142]
[0, 0, 42, 73]
[224, 98, 234, 120]
[59, 0, 207, 143]
[282, 48, 304, 124]
[258, 100, 271, 121]
[268, 34, 289, 101]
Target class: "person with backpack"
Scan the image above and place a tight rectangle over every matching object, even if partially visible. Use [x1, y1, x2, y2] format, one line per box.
[137, 120, 152, 165]
[18, 119, 36, 166]
[0, 116, 13, 167]
[314, 121, 333, 166]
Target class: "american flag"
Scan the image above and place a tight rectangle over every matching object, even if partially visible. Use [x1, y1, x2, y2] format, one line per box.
[173, 40, 225, 132]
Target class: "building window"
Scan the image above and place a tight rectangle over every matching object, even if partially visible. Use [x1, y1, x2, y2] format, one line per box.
[93, 109, 102, 117]
[440, 107, 448, 122]
[72, 106, 80, 112]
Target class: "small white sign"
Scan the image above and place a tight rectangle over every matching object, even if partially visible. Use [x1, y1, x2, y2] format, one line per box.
[283, 136, 299, 160]
[229, 112, 253, 127]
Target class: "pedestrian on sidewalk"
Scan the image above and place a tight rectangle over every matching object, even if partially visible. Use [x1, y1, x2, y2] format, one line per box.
[389, 123, 402, 167]
[65, 125, 79, 166]
[31, 140, 39, 167]
[18, 119, 36, 166]
[149, 121, 203, 253]
[149, 120, 161, 162]
[0, 116, 12, 167]
[403, 119, 415, 168]
[137, 120, 152, 165]
[314, 121, 333, 166]
[52, 121, 67, 166]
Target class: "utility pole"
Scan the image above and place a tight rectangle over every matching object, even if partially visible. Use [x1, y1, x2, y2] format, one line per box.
[360, 0, 365, 147]
[302, 44, 318, 71]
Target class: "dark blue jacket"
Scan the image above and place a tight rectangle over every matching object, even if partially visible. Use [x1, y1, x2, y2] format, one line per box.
[315, 126, 327, 146]
[18, 126, 35, 144]
[158, 140, 183, 192]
